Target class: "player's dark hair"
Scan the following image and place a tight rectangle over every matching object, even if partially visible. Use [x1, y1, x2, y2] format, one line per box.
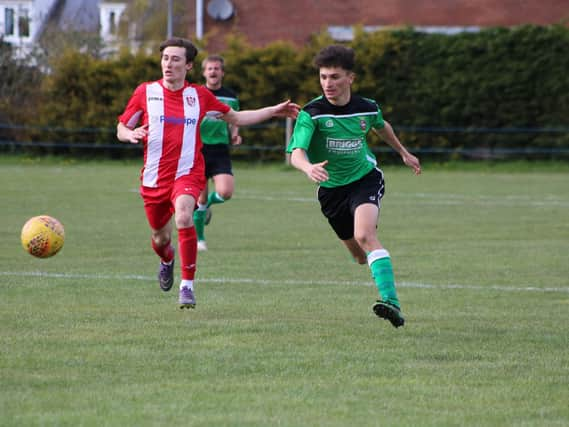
[202, 54, 225, 70]
[313, 45, 355, 71]
[159, 37, 198, 63]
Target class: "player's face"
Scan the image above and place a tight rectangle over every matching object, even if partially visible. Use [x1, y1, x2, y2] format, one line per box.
[202, 60, 224, 89]
[319, 67, 354, 106]
[161, 46, 193, 86]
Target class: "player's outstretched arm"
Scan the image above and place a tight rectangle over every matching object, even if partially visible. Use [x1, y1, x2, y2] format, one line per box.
[373, 121, 421, 175]
[290, 148, 329, 184]
[222, 100, 300, 127]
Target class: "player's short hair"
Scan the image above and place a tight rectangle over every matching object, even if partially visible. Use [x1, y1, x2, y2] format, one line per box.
[313, 45, 355, 71]
[202, 55, 225, 70]
[159, 37, 198, 63]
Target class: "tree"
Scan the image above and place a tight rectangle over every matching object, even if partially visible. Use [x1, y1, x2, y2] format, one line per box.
[117, 0, 194, 49]
[0, 37, 43, 127]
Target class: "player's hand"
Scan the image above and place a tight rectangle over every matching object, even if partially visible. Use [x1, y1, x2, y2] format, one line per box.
[129, 124, 148, 144]
[231, 135, 242, 145]
[306, 160, 329, 183]
[402, 152, 421, 175]
[272, 100, 300, 119]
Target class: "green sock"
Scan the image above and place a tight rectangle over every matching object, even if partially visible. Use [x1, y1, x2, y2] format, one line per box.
[368, 249, 400, 308]
[207, 192, 225, 208]
[193, 209, 206, 241]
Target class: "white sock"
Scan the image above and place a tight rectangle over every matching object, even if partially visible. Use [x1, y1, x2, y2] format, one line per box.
[367, 249, 390, 266]
[197, 203, 207, 211]
[180, 280, 194, 290]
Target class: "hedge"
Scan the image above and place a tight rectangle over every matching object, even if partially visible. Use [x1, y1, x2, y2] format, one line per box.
[3, 25, 568, 158]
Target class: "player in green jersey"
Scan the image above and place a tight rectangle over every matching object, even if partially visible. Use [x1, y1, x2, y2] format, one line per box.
[286, 45, 421, 328]
[193, 55, 241, 251]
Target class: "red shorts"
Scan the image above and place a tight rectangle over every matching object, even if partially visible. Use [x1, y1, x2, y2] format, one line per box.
[140, 173, 206, 230]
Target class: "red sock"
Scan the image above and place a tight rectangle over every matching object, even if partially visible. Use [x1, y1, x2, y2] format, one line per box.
[178, 227, 197, 280]
[151, 239, 174, 263]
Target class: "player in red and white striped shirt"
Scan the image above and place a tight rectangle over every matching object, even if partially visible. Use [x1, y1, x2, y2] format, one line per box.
[117, 37, 299, 309]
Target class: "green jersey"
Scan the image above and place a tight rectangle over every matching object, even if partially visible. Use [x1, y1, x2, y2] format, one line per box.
[286, 95, 385, 188]
[200, 87, 240, 145]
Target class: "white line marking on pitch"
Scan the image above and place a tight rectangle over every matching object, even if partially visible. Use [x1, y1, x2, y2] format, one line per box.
[237, 191, 569, 208]
[1, 271, 568, 294]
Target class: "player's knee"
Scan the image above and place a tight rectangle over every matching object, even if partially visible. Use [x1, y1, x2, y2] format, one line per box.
[354, 231, 371, 248]
[152, 233, 170, 247]
[175, 211, 193, 228]
[217, 190, 232, 200]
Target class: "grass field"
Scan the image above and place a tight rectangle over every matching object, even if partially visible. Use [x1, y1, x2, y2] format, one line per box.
[1, 158, 568, 426]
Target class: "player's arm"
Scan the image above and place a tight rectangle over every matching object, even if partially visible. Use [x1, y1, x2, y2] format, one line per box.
[373, 120, 421, 175]
[117, 122, 148, 144]
[221, 100, 299, 126]
[117, 85, 148, 144]
[290, 148, 329, 184]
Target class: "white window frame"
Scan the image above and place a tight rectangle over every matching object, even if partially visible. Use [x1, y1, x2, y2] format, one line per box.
[0, 1, 33, 42]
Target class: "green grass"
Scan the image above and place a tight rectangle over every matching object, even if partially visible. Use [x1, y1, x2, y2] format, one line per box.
[1, 158, 568, 426]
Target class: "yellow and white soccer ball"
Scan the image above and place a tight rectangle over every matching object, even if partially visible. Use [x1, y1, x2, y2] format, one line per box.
[21, 215, 65, 258]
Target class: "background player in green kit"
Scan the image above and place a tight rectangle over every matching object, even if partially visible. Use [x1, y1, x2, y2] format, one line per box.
[193, 55, 241, 251]
[287, 45, 421, 328]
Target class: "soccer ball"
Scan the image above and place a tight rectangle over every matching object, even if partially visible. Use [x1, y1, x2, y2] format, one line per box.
[21, 215, 65, 258]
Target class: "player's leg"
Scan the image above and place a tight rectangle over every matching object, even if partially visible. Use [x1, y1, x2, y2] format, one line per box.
[193, 184, 208, 251]
[208, 173, 234, 206]
[173, 175, 204, 309]
[194, 145, 213, 250]
[152, 221, 176, 292]
[175, 194, 198, 308]
[340, 238, 367, 264]
[352, 168, 404, 327]
[318, 184, 360, 262]
[205, 173, 234, 227]
[318, 183, 367, 264]
[143, 188, 176, 292]
[205, 145, 234, 216]
[354, 203, 398, 305]
[354, 204, 404, 327]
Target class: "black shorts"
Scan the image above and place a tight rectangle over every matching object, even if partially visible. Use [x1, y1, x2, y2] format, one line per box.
[202, 144, 233, 178]
[317, 168, 385, 241]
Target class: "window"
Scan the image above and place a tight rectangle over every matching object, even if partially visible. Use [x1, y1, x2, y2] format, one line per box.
[328, 25, 481, 41]
[5, 7, 15, 35]
[18, 8, 30, 37]
[109, 11, 116, 34]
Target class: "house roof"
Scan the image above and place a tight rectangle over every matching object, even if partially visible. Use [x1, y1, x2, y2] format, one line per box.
[50, 0, 100, 32]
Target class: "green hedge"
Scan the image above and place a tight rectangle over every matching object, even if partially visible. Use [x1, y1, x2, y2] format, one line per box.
[5, 25, 569, 157]
[350, 25, 569, 153]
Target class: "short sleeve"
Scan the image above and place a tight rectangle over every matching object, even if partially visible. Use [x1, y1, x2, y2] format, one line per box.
[118, 83, 146, 129]
[286, 110, 315, 153]
[371, 104, 385, 130]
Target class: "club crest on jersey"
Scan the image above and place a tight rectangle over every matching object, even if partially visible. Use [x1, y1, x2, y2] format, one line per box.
[360, 119, 367, 131]
[325, 120, 334, 128]
[186, 96, 196, 107]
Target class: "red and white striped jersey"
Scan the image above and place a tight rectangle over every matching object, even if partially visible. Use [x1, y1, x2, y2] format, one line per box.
[118, 80, 231, 188]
